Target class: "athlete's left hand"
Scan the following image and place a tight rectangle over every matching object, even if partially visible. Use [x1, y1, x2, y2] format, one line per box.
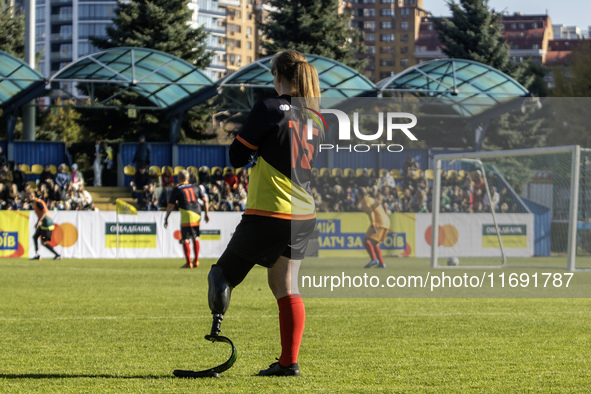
[164, 219, 168, 229]
[204, 215, 210, 223]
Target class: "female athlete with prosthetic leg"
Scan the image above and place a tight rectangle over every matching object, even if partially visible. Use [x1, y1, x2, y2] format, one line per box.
[207, 50, 322, 377]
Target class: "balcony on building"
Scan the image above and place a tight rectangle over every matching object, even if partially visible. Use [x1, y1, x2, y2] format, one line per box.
[50, 51, 72, 61]
[50, 32, 73, 42]
[51, 14, 73, 24]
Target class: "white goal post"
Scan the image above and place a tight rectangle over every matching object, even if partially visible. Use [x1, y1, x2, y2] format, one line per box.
[430, 145, 583, 271]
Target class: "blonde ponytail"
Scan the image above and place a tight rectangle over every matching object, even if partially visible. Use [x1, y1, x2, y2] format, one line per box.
[271, 50, 321, 111]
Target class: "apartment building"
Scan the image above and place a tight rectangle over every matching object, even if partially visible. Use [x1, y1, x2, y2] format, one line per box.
[415, 14, 554, 65]
[31, 0, 119, 78]
[347, 0, 426, 81]
[218, 0, 256, 74]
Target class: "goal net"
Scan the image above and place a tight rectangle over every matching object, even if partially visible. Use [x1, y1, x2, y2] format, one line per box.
[431, 145, 591, 271]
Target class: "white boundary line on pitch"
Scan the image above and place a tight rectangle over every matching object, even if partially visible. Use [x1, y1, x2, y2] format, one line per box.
[1, 310, 591, 322]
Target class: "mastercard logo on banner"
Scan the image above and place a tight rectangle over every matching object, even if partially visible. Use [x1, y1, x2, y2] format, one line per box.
[47, 223, 79, 248]
[424, 224, 459, 247]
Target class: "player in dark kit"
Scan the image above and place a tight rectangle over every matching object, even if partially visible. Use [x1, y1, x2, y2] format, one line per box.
[30, 191, 62, 260]
[204, 50, 322, 377]
[164, 170, 209, 269]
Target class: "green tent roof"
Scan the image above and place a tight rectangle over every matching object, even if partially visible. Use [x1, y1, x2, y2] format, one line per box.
[51, 47, 214, 109]
[0, 50, 46, 110]
[377, 59, 530, 117]
[218, 54, 377, 98]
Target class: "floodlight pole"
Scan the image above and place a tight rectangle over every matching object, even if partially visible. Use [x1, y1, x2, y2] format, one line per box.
[23, 0, 36, 141]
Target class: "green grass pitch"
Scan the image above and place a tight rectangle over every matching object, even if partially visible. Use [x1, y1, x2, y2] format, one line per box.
[1, 257, 590, 392]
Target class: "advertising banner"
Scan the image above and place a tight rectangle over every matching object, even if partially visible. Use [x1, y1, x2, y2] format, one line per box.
[316, 212, 415, 257]
[0, 211, 30, 258]
[26, 211, 242, 259]
[414, 213, 534, 258]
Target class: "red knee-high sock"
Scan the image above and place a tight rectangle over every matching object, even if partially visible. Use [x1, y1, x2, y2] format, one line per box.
[374, 244, 384, 264]
[364, 239, 377, 261]
[192, 238, 200, 263]
[182, 242, 191, 265]
[277, 294, 305, 367]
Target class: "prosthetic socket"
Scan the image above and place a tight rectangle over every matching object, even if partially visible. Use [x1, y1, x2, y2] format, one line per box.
[208, 264, 233, 336]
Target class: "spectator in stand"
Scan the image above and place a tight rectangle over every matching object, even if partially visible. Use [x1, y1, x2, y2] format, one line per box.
[221, 184, 236, 210]
[101, 141, 115, 186]
[234, 183, 247, 211]
[460, 172, 473, 192]
[211, 168, 223, 185]
[356, 168, 375, 188]
[327, 185, 346, 211]
[448, 171, 459, 188]
[440, 188, 452, 212]
[70, 163, 84, 191]
[487, 186, 500, 212]
[461, 189, 473, 213]
[411, 190, 428, 213]
[402, 156, 419, 180]
[380, 186, 397, 212]
[148, 167, 160, 186]
[37, 183, 50, 203]
[440, 170, 450, 187]
[50, 183, 64, 204]
[342, 169, 357, 189]
[0, 146, 6, 168]
[130, 165, 153, 208]
[144, 183, 159, 211]
[499, 187, 510, 210]
[62, 184, 75, 208]
[342, 187, 357, 212]
[55, 164, 71, 192]
[400, 188, 412, 212]
[12, 163, 26, 192]
[378, 171, 396, 190]
[188, 167, 198, 184]
[208, 183, 222, 211]
[415, 172, 429, 195]
[71, 184, 93, 210]
[223, 168, 239, 191]
[237, 168, 249, 192]
[473, 170, 485, 207]
[132, 135, 151, 169]
[198, 166, 211, 187]
[450, 185, 462, 212]
[319, 169, 336, 197]
[93, 138, 105, 187]
[311, 187, 323, 210]
[43, 179, 58, 206]
[39, 165, 54, 188]
[474, 201, 484, 213]
[0, 163, 17, 208]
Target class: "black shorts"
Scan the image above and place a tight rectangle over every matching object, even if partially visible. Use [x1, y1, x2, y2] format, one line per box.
[216, 215, 316, 287]
[180, 225, 200, 241]
[34, 228, 52, 243]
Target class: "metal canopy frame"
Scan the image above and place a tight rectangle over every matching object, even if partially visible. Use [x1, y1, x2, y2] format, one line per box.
[49, 47, 215, 111]
[215, 53, 379, 111]
[0, 50, 48, 141]
[377, 58, 530, 118]
[1, 49, 531, 146]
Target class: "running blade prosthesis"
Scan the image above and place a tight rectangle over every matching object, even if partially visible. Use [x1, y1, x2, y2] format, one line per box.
[173, 335, 237, 378]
